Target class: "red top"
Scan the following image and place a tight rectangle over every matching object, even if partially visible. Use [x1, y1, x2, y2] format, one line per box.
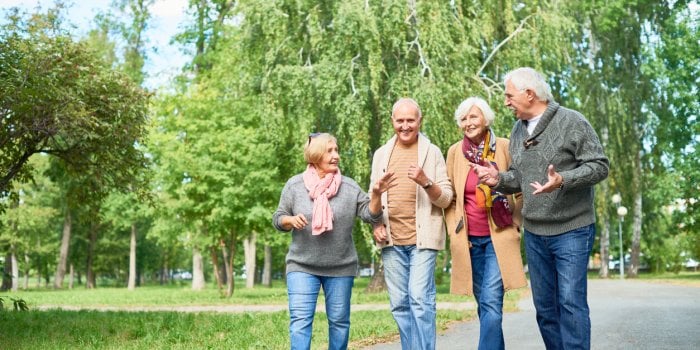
[464, 169, 491, 236]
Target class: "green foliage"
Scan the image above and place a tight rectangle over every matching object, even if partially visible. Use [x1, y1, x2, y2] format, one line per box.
[1, 0, 697, 288]
[0, 295, 28, 311]
[0, 10, 151, 207]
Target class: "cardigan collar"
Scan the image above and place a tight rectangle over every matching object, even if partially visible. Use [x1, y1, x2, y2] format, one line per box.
[521, 101, 560, 148]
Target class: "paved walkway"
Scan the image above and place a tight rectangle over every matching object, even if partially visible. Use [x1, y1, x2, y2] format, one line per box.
[367, 279, 700, 350]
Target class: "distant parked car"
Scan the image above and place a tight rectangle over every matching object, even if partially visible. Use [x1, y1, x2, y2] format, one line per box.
[359, 268, 374, 277]
[685, 258, 699, 270]
[172, 269, 193, 280]
[608, 256, 649, 272]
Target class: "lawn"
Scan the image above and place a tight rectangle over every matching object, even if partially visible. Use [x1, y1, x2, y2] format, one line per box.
[4, 273, 695, 349]
[6, 277, 489, 308]
[0, 277, 499, 349]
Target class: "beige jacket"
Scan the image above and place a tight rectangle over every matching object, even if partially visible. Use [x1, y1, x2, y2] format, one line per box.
[445, 137, 527, 295]
[369, 133, 453, 250]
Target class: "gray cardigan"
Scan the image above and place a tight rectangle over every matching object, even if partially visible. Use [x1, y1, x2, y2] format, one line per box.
[496, 102, 609, 236]
[273, 174, 382, 277]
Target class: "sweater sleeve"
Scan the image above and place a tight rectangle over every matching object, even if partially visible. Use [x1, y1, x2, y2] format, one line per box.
[356, 188, 383, 224]
[272, 179, 295, 232]
[495, 138, 523, 194]
[557, 117, 610, 189]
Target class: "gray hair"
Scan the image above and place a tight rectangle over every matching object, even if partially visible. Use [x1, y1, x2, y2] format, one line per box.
[391, 98, 422, 119]
[454, 97, 495, 126]
[503, 67, 554, 102]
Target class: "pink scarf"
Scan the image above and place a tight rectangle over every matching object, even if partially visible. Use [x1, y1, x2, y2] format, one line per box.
[302, 164, 342, 235]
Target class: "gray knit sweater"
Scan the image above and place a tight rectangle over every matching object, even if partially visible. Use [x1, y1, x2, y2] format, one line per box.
[495, 102, 609, 236]
[272, 174, 382, 277]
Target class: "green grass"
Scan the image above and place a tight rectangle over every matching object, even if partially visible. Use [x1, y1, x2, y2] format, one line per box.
[0, 308, 473, 349]
[635, 271, 700, 285]
[586, 270, 700, 286]
[7, 277, 486, 308]
[0, 277, 532, 349]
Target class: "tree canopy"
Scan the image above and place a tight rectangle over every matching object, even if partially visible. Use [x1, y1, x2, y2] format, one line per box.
[0, 10, 150, 206]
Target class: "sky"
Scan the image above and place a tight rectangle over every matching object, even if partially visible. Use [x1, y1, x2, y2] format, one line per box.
[0, 0, 190, 89]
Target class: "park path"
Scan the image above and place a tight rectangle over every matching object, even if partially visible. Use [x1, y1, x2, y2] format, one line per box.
[367, 279, 700, 350]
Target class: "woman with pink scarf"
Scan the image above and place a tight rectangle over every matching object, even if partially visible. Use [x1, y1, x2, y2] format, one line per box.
[273, 133, 395, 350]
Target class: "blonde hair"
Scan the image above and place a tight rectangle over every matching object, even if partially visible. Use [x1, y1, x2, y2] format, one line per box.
[304, 133, 337, 164]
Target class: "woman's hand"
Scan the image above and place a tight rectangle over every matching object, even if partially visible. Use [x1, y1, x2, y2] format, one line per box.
[372, 171, 397, 196]
[373, 223, 388, 244]
[283, 214, 308, 231]
[369, 172, 396, 216]
[473, 161, 499, 186]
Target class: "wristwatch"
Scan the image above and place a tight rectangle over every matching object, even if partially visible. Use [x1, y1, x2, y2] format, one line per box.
[422, 180, 433, 189]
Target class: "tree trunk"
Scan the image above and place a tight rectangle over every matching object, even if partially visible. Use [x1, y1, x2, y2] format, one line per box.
[366, 263, 387, 293]
[161, 256, 169, 285]
[597, 127, 610, 278]
[68, 263, 74, 289]
[262, 244, 272, 287]
[36, 238, 42, 288]
[599, 215, 610, 278]
[24, 253, 30, 290]
[223, 229, 237, 297]
[244, 232, 257, 289]
[9, 244, 18, 291]
[210, 246, 223, 291]
[629, 165, 643, 278]
[1, 251, 10, 291]
[128, 223, 137, 290]
[191, 247, 205, 291]
[54, 209, 72, 289]
[86, 222, 98, 289]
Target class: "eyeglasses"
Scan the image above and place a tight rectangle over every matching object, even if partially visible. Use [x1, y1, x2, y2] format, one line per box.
[308, 132, 321, 145]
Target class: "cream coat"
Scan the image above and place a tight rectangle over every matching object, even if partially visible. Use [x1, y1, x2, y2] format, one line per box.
[370, 133, 453, 250]
[445, 137, 527, 295]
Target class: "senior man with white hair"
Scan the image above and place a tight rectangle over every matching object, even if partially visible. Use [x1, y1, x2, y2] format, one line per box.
[474, 67, 609, 350]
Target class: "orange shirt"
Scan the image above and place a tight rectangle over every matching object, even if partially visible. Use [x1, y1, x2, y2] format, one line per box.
[387, 142, 418, 245]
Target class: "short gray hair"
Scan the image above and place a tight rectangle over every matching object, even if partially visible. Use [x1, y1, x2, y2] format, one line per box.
[454, 97, 495, 126]
[391, 98, 422, 119]
[504, 67, 554, 102]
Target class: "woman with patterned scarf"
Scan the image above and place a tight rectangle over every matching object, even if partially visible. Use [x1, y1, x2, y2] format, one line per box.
[444, 97, 527, 350]
[273, 133, 395, 350]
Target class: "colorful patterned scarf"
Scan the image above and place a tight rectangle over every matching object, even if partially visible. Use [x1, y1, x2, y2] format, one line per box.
[461, 129, 513, 228]
[462, 128, 498, 208]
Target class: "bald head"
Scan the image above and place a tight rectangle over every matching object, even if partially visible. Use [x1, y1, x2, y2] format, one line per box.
[392, 98, 422, 120]
[391, 98, 422, 146]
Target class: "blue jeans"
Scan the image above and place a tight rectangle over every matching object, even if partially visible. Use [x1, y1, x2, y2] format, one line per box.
[382, 245, 437, 350]
[469, 235, 505, 350]
[286, 271, 354, 350]
[525, 224, 596, 350]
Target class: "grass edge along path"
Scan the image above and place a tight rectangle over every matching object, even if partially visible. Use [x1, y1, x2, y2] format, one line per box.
[0, 308, 476, 349]
[0, 278, 533, 349]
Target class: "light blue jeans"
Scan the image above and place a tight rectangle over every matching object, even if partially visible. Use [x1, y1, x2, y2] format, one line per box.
[286, 271, 354, 350]
[382, 245, 438, 350]
[469, 235, 505, 350]
[525, 224, 596, 350]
